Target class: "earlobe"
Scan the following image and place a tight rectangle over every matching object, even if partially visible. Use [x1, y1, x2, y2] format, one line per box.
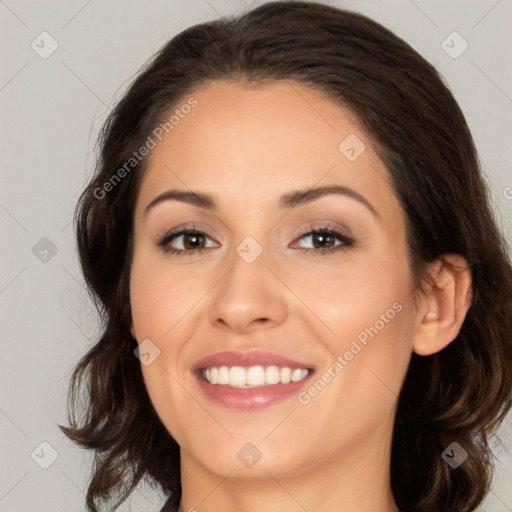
[412, 254, 472, 356]
[130, 321, 136, 340]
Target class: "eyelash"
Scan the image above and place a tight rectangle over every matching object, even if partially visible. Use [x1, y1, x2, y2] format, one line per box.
[156, 225, 355, 257]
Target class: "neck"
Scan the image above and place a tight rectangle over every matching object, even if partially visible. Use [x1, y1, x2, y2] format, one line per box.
[176, 429, 398, 512]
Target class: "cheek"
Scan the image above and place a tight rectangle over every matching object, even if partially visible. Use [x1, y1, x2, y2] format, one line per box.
[129, 253, 199, 341]
[129, 257, 199, 441]
[295, 247, 413, 345]
[293, 292, 414, 461]
[298, 249, 415, 413]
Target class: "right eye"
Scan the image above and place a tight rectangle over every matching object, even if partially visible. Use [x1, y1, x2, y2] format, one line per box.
[157, 229, 218, 256]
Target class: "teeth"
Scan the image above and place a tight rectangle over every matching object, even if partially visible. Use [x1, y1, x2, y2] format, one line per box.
[291, 369, 305, 382]
[247, 365, 265, 386]
[266, 365, 280, 385]
[229, 366, 246, 387]
[280, 367, 292, 384]
[218, 366, 229, 385]
[201, 365, 310, 387]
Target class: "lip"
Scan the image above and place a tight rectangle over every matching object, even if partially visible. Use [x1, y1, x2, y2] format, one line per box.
[192, 350, 316, 410]
[192, 350, 315, 371]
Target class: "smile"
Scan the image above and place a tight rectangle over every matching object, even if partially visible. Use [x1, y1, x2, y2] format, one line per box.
[192, 350, 316, 409]
[201, 365, 311, 387]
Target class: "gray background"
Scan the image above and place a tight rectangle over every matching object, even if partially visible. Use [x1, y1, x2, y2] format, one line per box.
[1, 0, 511, 510]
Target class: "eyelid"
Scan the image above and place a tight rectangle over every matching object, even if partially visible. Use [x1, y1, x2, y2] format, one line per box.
[154, 221, 221, 242]
[290, 219, 354, 240]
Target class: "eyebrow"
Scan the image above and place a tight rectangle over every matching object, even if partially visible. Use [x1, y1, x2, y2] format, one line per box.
[143, 185, 380, 219]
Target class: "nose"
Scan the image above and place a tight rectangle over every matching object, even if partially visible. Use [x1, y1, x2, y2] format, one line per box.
[207, 244, 289, 334]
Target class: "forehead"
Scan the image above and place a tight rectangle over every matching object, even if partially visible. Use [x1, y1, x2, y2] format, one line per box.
[147, 79, 367, 171]
[135, 79, 402, 226]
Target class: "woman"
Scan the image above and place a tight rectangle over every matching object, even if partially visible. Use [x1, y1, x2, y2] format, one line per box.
[60, 2, 512, 511]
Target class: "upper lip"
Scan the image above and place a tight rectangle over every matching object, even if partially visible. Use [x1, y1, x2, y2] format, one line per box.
[192, 350, 315, 372]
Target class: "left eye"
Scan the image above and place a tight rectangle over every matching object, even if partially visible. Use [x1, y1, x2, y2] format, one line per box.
[292, 228, 355, 254]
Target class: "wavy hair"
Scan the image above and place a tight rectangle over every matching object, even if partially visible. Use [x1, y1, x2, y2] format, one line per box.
[60, 2, 512, 511]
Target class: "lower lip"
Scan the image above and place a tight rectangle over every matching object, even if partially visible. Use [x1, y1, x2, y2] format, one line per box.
[194, 372, 314, 410]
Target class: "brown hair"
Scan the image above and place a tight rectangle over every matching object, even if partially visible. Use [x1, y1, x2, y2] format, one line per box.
[60, 2, 512, 511]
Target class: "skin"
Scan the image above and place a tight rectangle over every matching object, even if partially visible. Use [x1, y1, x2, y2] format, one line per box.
[129, 80, 472, 512]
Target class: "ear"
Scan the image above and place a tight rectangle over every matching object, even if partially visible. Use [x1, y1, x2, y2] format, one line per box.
[130, 320, 137, 340]
[412, 253, 472, 356]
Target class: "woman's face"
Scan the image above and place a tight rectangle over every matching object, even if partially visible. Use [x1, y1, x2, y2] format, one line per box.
[129, 80, 420, 481]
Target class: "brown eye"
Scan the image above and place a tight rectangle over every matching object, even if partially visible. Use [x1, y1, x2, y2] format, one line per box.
[181, 233, 206, 250]
[157, 229, 217, 256]
[293, 227, 355, 255]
